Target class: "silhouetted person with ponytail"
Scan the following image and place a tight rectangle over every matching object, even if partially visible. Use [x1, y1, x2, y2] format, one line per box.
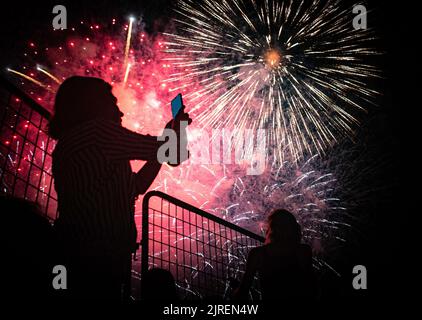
[233, 209, 316, 301]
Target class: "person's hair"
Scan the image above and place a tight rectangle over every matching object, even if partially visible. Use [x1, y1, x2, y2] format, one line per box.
[143, 268, 178, 300]
[265, 209, 301, 245]
[48, 76, 117, 139]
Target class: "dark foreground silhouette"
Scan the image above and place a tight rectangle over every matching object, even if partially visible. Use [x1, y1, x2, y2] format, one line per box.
[233, 209, 316, 301]
[0, 196, 57, 300]
[1, 193, 316, 303]
[142, 268, 178, 301]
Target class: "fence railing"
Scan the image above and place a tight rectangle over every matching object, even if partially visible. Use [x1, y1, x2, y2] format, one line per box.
[0, 76, 58, 220]
[141, 190, 264, 300]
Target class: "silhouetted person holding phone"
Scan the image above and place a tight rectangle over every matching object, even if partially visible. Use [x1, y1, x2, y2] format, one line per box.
[233, 209, 316, 301]
[49, 76, 191, 300]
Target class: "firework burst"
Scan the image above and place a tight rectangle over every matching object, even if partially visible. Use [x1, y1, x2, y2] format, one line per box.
[197, 154, 350, 272]
[164, 0, 381, 162]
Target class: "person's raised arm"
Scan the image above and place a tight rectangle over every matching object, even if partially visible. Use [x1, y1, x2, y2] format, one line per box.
[132, 111, 192, 195]
[133, 160, 162, 195]
[95, 120, 163, 161]
[96, 110, 191, 163]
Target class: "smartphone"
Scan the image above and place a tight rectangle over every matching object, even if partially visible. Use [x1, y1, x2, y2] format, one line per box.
[171, 93, 183, 119]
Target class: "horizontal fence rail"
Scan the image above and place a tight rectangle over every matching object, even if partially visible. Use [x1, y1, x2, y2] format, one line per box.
[141, 190, 264, 300]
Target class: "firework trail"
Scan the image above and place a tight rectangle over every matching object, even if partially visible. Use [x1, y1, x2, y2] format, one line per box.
[164, 0, 381, 162]
[36, 66, 61, 84]
[124, 17, 135, 67]
[6, 68, 54, 92]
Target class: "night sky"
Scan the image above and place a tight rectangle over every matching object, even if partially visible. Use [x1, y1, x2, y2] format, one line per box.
[0, 0, 403, 304]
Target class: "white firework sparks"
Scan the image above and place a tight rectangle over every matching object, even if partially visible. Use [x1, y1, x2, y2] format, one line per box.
[164, 0, 381, 162]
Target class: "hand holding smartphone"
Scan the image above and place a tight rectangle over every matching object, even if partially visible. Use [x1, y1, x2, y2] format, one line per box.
[168, 93, 190, 166]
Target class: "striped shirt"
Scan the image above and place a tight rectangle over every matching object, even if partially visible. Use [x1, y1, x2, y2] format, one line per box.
[52, 119, 161, 253]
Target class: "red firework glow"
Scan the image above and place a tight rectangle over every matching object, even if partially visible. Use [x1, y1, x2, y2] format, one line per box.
[6, 17, 242, 233]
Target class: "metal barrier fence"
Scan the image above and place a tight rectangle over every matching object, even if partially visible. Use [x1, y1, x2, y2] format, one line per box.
[0, 77, 58, 220]
[141, 191, 264, 300]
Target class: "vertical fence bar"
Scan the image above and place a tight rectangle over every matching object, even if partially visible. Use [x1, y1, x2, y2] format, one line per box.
[140, 190, 152, 300]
